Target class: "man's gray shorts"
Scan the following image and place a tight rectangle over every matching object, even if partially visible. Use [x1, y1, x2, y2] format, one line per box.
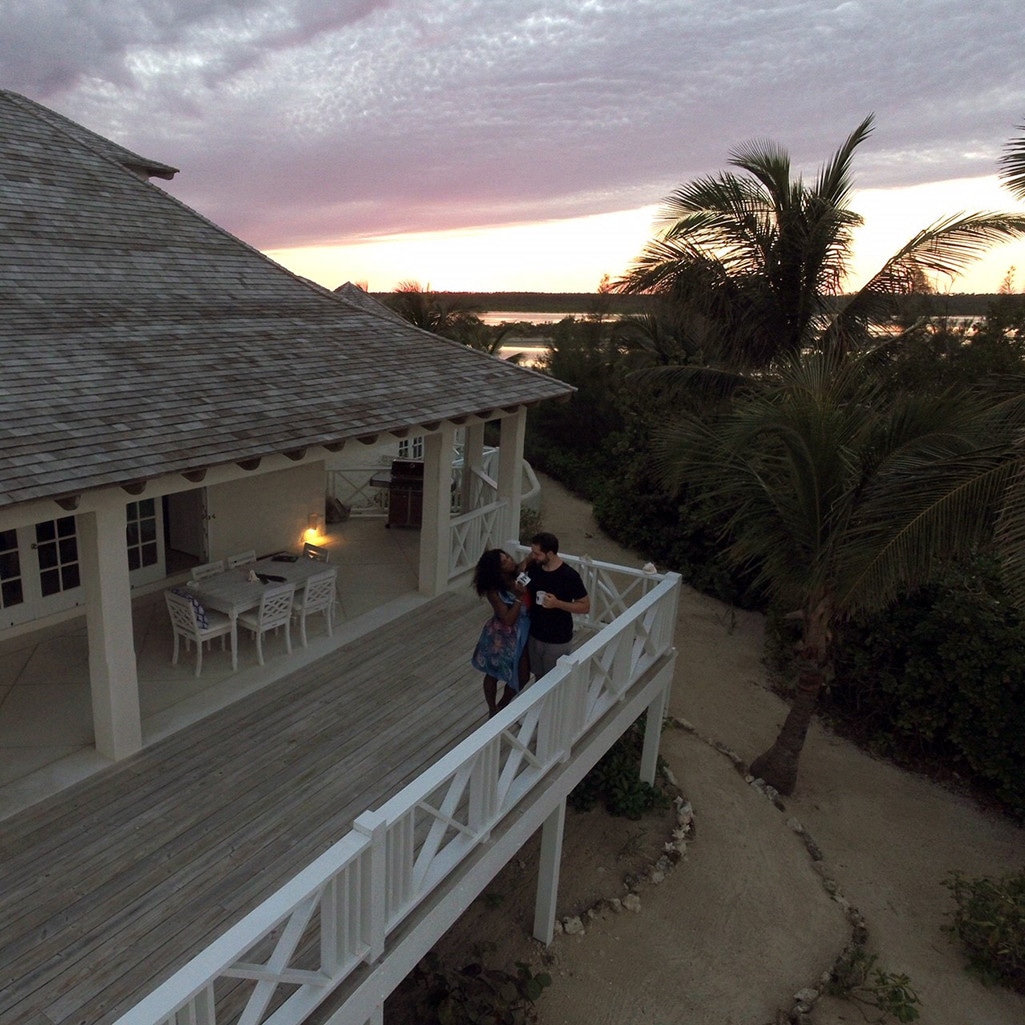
[528, 636, 573, 681]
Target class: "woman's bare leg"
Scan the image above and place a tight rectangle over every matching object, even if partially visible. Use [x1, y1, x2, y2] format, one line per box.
[483, 675, 499, 716]
[518, 651, 531, 691]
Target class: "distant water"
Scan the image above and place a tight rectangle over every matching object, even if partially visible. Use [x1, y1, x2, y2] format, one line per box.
[479, 310, 587, 325]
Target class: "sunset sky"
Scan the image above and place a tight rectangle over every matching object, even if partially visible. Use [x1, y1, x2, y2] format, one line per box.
[4, 0, 1024, 295]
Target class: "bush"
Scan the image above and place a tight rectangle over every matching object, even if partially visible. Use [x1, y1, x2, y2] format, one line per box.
[412, 951, 551, 1025]
[823, 558, 1025, 818]
[570, 717, 671, 819]
[518, 506, 542, 545]
[943, 868, 1025, 993]
[825, 945, 921, 1022]
[593, 470, 764, 609]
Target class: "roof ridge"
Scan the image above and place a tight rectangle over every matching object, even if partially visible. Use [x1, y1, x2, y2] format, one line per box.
[0, 88, 179, 180]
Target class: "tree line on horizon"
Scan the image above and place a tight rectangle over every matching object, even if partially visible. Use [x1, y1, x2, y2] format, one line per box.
[374, 287, 1014, 318]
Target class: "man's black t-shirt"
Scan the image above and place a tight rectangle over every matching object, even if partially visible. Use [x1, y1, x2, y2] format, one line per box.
[527, 561, 587, 644]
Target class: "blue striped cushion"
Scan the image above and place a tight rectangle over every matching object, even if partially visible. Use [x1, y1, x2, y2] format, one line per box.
[171, 587, 209, 629]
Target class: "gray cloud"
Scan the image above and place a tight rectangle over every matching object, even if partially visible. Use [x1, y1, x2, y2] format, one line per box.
[3, 0, 1023, 248]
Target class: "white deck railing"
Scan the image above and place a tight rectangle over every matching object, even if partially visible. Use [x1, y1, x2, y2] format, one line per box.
[448, 498, 507, 578]
[114, 559, 681, 1025]
[328, 449, 539, 522]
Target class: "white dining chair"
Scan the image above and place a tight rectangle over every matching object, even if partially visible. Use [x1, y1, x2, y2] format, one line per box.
[237, 582, 295, 665]
[164, 589, 233, 677]
[190, 560, 226, 581]
[292, 569, 337, 646]
[302, 541, 330, 562]
[227, 550, 257, 568]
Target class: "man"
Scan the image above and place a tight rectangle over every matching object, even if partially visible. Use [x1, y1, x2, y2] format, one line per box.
[523, 531, 590, 680]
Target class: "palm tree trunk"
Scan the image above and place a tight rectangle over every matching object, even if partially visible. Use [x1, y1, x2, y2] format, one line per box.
[749, 604, 831, 795]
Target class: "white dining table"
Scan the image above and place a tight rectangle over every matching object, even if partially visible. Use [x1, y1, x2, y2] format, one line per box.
[187, 555, 336, 670]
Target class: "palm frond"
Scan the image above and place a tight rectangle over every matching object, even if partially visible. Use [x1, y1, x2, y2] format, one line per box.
[812, 114, 874, 210]
[728, 138, 793, 206]
[878, 212, 1025, 282]
[627, 362, 751, 405]
[999, 121, 1025, 202]
[832, 212, 1025, 337]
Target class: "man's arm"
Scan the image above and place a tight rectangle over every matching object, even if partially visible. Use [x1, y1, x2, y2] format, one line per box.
[558, 594, 590, 614]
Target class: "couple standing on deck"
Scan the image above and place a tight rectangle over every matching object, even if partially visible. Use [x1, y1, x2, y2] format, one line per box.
[471, 531, 591, 717]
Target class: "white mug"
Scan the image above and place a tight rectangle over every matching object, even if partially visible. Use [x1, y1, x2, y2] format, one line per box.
[536, 590, 548, 606]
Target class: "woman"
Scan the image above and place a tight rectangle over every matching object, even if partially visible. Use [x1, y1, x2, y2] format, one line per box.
[471, 548, 531, 716]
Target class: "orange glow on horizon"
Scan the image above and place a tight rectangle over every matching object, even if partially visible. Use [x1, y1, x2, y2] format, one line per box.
[267, 178, 1025, 298]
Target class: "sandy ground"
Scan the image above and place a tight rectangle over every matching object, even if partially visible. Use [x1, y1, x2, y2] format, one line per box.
[388, 474, 1025, 1025]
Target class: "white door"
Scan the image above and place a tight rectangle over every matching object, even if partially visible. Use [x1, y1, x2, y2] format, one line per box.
[0, 503, 167, 630]
[0, 516, 84, 628]
[126, 497, 166, 587]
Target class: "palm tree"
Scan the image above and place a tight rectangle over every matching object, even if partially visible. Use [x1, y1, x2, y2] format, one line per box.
[621, 117, 1025, 792]
[459, 320, 526, 363]
[386, 281, 483, 340]
[618, 115, 1025, 371]
[657, 346, 1025, 793]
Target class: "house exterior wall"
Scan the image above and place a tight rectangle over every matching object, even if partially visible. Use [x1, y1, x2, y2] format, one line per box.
[206, 462, 325, 559]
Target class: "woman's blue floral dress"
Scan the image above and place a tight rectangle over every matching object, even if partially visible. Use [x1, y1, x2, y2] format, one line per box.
[471, 589, 531, 691]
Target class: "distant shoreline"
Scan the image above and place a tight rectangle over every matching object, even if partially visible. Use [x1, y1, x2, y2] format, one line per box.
[371, 291, 1008, 318]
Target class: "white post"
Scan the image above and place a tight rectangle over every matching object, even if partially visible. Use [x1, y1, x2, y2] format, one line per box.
[462, 421, 486, 514]
[78, 495, 143, 760]
[639, 669, 671, 786]
[418, 422, 456, 596]
[532, 797, 566, 945]
[353, 810, 388, 961]
[469, 735, 499, 841]
[497, 408, 526, 543]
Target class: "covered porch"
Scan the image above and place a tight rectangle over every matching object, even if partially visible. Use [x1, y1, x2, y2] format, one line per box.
[0, 516, 422, 820]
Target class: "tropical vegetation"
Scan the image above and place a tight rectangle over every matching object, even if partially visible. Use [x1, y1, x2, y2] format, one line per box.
[944, 866, 1025, 993]
[610, 115, 1025, 795]
[396, 116, 1025, 805]
[383, 280, 524, 361]
[527, 115, 1025, 798]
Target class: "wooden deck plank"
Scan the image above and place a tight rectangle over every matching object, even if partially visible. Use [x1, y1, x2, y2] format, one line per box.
[2, 592, 480, 858]
[0, 610, 481, 963]
[1, 592, 481, 880]
[5, 661, 485, 1023]
[38, 694, 485, 1025]
[0, 591, 495, 1025]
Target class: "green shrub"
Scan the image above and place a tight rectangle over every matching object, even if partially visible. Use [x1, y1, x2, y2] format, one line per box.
[518, 506, 542, 544]
[593, 475, 763, 609]
[823, 558, 1025, 818]
[943, 868, 1025, 993]
[412, 951, 551, 1025]
[570, 717, 671, 819]
[825, 945, 921, 1023]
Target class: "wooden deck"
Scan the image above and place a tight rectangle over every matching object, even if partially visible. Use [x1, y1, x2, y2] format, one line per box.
[0, 589, 495, 1025]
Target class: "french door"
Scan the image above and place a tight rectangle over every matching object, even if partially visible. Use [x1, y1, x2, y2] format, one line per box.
[0, 502, 165, 629]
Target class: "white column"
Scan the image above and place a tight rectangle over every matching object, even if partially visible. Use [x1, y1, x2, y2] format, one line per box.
[418, 422, 457, 596]
[78, 494, 143, 759]
[640, 676, 671, 785]
[497, 408, 526, 543]
[532, 797, 566, 944]
[461, 421, 486, 515]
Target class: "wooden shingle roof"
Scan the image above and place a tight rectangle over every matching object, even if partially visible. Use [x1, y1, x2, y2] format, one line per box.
[0, 91, 572, 509]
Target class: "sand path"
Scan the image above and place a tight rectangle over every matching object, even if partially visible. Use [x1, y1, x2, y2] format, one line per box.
[393, 473, 1025, 1024]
